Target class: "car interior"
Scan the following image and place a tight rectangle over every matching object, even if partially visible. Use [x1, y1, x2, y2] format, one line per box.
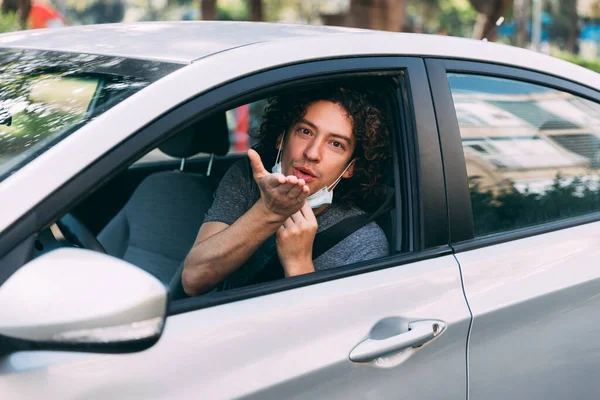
[29, 78, 403, 300]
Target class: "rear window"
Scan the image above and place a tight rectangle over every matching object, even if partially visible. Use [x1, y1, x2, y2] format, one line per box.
[0, 49, 183, 181]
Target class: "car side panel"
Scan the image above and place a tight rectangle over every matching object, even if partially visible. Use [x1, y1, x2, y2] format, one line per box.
[457, 221, 600, 399]
[0, 256, 470, 399]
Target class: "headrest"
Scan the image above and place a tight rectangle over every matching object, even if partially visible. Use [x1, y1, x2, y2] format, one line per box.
[159, 112, 230, 158]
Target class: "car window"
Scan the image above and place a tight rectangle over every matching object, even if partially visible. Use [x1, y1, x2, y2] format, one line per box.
[0, 49, 183, 181]
[449, 73, 600, 236]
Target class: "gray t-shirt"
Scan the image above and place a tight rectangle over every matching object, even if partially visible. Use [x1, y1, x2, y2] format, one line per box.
[205, 159, 389, 289]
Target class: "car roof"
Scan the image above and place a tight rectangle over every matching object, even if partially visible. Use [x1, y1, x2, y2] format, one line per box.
[0, 21, 373, 64]
[1, 21, 598, 92]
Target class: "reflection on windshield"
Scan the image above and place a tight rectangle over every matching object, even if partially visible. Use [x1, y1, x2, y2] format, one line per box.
[0, 49, 182, 181]
[450, 74, 600, 236]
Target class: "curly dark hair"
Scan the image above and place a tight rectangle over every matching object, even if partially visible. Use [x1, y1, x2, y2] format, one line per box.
[252, 83, 392, 211]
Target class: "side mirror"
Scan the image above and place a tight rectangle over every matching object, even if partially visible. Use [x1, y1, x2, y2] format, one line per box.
[0, 248, 167, 354]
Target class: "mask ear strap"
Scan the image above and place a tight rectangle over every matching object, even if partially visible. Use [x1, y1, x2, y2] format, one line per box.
[328, 158, 357, 191]
[275, 131, 285, 165]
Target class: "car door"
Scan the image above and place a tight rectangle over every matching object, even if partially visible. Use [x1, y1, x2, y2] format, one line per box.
[428, 58, 600, 399]
[0, 57, 471, 399]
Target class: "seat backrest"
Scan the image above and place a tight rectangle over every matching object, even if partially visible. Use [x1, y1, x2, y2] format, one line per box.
[98, 171, 214, 283]
[97, 112, 230, 284]
[158, 112, 230, 160]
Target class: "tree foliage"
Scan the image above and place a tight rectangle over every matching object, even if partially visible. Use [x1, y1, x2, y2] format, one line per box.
[0, 12, 19, 33]
[470, 174, 600, 236]
[1, 0, 30, 29]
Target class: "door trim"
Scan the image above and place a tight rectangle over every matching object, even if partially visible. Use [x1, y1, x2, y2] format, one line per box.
[169, 245, 453, 315]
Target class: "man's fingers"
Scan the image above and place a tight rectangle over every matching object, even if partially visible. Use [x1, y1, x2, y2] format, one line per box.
[286, 182, 304, 199]
[289, 210, 304, 224]
[265, 173, 286, 187]
[300, 201, 317, 223]
[282, 217, 294, 229]
[248, 149, 267, 179]
[276, 177, 305, 197]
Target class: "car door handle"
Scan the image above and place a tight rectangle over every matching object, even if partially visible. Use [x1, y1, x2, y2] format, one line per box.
[349, 320, 446, 363]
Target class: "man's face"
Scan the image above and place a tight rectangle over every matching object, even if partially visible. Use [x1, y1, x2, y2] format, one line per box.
[278, 100, 357, 195]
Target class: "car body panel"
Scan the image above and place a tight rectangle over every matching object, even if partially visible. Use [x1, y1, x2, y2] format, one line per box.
[457, 221, 600, 398]
[0, 255, 470, 399]
[429, 55, 600, 399]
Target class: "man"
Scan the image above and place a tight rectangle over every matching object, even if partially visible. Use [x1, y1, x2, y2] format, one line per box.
[183, 85, 392, 296]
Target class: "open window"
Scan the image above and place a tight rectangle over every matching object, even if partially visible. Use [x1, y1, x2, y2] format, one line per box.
[23, 73, 406, 300]
[0, 50, 445, 321]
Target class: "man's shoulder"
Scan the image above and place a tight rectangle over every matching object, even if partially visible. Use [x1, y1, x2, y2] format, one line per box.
[354, 220, 387, 242]
[218, 158, 254, 188]
[313, 217, 389, 270]
[317, 203, 388, 245]
[228, 158, 252, 177]
[316, 203, 366, 231]
[204, 157, 256, 225]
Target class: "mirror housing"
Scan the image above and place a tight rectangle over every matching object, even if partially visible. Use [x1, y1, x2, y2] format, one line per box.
[0, 248, 167, 354]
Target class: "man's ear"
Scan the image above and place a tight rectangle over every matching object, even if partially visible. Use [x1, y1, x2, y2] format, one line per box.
[342, 158, 357, 179]
[275, 134, 283, 150]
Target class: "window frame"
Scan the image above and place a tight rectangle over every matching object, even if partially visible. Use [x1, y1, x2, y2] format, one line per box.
[0, 56, 448, 313]
[426, 58, 600, 252]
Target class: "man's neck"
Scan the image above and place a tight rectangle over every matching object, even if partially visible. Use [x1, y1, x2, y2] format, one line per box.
[313, 204, 330, 216]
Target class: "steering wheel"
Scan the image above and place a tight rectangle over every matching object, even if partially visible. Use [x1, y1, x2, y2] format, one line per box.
[56, 213, 107, 254]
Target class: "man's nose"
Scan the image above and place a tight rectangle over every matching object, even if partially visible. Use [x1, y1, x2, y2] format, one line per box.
[303, 140, 322, 162]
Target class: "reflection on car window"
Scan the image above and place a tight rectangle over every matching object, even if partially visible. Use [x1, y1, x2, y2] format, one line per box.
[449, 73, 600, 236]
[0, 49, 183, 181]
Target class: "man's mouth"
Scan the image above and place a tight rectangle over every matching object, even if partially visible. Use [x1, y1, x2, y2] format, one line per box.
[292, 166, 316, 182]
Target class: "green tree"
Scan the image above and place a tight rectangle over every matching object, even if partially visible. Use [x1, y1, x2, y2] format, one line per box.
[470, 173, 600, 236]
[0, 12, 19, 33]
[406, 0, 477, 36]
[1, 0, 30, 29]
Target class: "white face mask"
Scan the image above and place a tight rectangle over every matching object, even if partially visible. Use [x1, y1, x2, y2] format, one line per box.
[271, 133, 354, 209]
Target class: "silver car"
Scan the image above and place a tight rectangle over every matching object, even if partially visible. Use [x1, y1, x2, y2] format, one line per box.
[1, 21, 600, 399]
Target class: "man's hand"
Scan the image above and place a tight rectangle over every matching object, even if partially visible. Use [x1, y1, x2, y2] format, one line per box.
[276, 201, 318, 277]
[248, 149, 310, 218]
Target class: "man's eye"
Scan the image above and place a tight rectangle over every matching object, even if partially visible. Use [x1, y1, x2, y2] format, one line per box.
[332, 141, 345, 149]
[300, 128, 311, 135]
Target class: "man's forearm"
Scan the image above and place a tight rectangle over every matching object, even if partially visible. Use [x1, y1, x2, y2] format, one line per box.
[183, 200, 285, 296]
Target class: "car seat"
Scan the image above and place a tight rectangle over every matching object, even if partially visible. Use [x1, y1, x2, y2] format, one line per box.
[97, 113, 229, 284]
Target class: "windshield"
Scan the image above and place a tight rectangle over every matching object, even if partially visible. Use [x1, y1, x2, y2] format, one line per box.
[0, 49, 183, 182]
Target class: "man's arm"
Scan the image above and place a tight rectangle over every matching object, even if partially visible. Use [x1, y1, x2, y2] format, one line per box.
[182, 150, 309, 296]
[183, 200, 285, 296]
